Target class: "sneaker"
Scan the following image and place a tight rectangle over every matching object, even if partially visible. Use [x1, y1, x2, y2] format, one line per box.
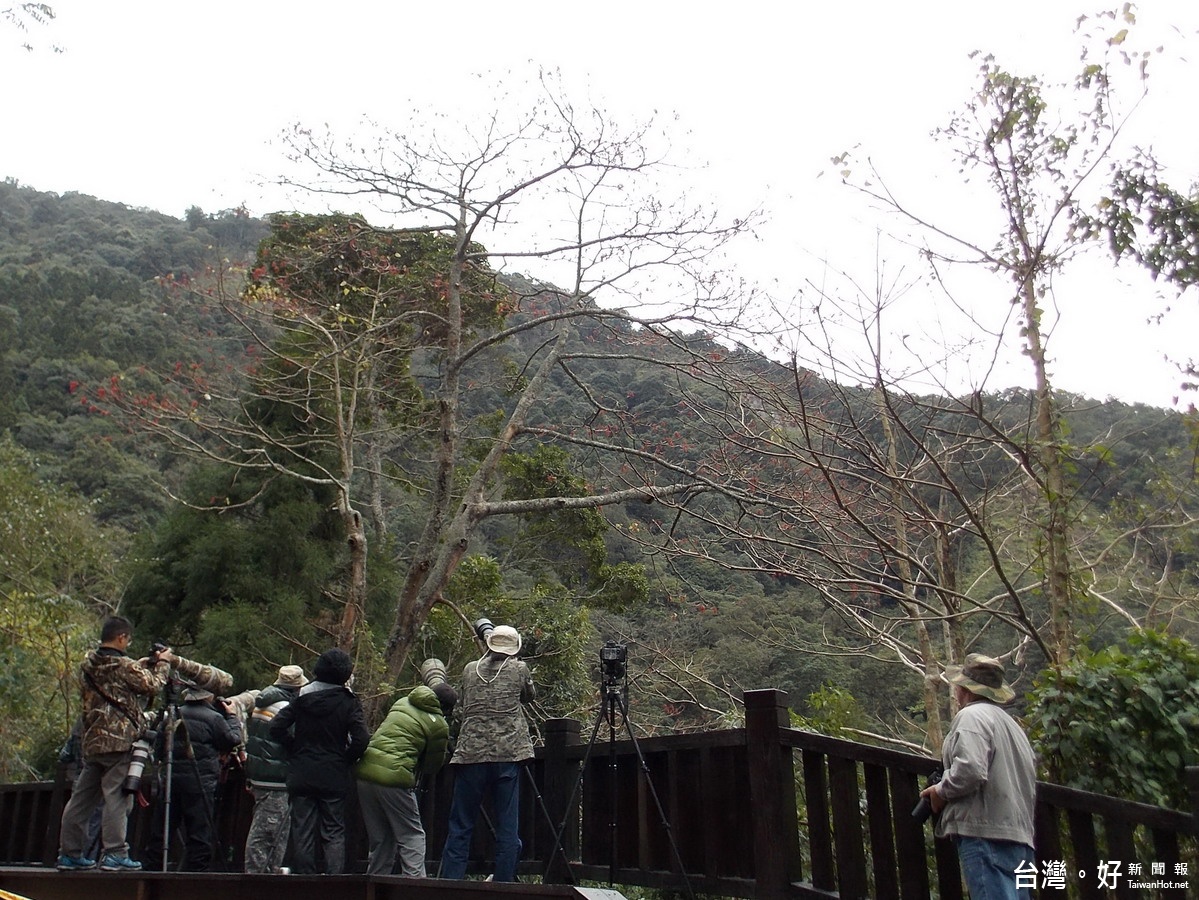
[99, 854, 143, 872]
[56, 854, 97, 870]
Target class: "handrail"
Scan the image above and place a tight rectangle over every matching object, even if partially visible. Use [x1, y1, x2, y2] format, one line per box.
[2, 688, 1195, 899]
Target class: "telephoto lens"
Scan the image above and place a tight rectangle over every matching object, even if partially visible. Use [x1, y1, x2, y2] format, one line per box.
[420, 658, 448, 688]
[122, 735, 155, 794]
[473, 617, 495, 643]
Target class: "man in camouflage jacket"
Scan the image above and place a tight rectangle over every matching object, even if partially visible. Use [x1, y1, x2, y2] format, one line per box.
[439, 625, 535, 882]
[57, 615, 232, 871]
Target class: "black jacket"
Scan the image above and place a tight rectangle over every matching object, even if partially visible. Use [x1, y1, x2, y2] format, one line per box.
[269, 681, 369, 797]
[163, 700, 242, 794]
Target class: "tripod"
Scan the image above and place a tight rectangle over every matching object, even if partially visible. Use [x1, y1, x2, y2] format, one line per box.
[545, 644, 694, 900]
[146, 680, 222, 871]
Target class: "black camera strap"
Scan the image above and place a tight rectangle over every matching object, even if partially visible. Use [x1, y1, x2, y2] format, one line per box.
[82, 670, 146, 735]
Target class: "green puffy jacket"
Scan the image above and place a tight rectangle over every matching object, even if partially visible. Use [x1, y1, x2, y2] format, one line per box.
[355, 685, 449, 788]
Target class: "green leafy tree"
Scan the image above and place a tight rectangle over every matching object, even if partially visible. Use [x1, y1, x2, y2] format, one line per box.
[1026, 630, 1199, 808]
[0, 437, 119, 779]
[1090, 161, 1199, 401]
[120, 462, 359, 688]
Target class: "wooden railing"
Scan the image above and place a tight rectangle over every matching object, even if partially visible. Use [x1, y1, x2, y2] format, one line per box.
[3, 689, 1196, 899]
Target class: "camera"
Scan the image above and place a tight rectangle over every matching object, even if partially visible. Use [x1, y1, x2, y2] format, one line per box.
[473, 618, 495, 643]
[911, 768, 944, 824]
[600, 640, 627, 685]
[122, 733, 156, 794]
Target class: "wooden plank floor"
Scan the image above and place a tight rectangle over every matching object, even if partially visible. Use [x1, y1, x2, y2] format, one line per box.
[0, 869, 628, 900]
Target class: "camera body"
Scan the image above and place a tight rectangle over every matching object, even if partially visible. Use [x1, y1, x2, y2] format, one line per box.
[911, 768, 944, 823]
[600, 640, 627, 686]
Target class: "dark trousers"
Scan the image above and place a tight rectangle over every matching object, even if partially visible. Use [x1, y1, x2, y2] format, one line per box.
[145, 786, 216, 871]
[289, 793, 347, 874]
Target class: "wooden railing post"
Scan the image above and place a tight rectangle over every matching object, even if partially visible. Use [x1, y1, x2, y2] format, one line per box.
[1187, 765, 1199, 837]
[744, 689, 801, 899]
[541, 717, 582, 884]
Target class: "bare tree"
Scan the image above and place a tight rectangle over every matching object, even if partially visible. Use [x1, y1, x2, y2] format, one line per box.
[98, 74, 756, 685]
[2, 2, 58, 52]
[608, 14, 1199, 744]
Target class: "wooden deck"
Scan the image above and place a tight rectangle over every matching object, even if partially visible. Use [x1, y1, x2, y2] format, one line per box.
[0, 869, 627, 900]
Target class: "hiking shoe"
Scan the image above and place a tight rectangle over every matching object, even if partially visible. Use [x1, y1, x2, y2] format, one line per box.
[99, 854, 143, 872]
[56, 854, 97, 870]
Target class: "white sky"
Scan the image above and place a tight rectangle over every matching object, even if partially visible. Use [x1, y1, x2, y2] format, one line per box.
[2, 1, 1197, 407]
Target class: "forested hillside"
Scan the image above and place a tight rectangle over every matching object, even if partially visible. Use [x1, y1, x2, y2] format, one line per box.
[2, 183, 1197, 806]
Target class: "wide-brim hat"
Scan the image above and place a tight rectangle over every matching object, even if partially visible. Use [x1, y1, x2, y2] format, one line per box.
[485, 625, 522, 656]
[183, 686, 214, 702]
[945, 653, 1016, 704]
[275, 665, 308, 688]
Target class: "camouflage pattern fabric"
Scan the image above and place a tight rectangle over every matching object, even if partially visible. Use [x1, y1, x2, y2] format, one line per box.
[78, 648, 169, 757]
[244, 787, 291, 873]
[450, 655, 536, 765]
[79, 650, 233, 757]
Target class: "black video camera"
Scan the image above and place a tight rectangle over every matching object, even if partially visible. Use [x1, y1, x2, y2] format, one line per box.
[600, 640, 627, 685]
[911, 769, 944, 824]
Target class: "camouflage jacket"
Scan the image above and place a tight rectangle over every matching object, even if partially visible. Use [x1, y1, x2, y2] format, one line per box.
[78, 649, 233, 758]
[450, 653, 536, 765]
[78, 647, 168, 757]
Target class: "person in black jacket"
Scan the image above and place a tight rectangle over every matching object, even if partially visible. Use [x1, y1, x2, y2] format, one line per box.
[269, 648, 369, 875]
[145, 686, 243, 871]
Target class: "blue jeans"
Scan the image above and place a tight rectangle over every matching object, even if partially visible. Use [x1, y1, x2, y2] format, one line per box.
[439, 762, 521, 882]
[956, 836, 1035, 900]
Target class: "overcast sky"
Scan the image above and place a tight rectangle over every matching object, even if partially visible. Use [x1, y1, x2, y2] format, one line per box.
[2, 1, 1197, 407]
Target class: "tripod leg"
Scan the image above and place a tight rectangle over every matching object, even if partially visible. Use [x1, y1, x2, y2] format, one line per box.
[541, 697, 611, 884]
[607, 693, 618, 886]
[612, 692, 697, 900]
[522, 763, 571, 883]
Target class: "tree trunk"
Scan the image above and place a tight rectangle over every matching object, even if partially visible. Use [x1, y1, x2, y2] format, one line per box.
[1019, 273, 1073, 665]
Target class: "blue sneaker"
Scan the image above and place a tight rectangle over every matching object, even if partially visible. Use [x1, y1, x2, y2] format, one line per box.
[56, 854, 97, 870]
[99, 854, 143, 872]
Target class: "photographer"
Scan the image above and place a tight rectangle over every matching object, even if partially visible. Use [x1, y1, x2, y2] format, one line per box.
[57, 616, 170, 872]
[57, 617, 231, 872]
[243, 665, 307, 874]
[269, 648, 369, 875]
[919, 654, 1036, 900]
[144, 686, 243, 871]
[439, 622, 535, 883]
[355, 682, 451, 876]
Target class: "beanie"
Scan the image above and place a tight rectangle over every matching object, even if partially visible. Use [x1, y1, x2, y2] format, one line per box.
[314, 648, 353, 685]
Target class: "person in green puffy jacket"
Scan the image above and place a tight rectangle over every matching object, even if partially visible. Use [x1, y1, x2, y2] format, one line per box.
[355, 683, 452, 876]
